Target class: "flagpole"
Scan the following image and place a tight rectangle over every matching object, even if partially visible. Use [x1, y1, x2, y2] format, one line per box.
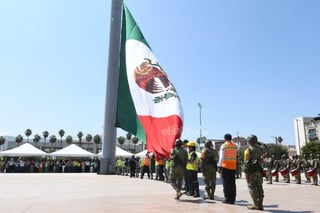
[100, 0, 123, 175]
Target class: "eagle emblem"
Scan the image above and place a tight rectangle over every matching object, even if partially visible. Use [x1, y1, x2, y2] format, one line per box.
[134, 58, 179, 103]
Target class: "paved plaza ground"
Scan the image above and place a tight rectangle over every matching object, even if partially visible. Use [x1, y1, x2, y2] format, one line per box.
[0, 173, 319, 213]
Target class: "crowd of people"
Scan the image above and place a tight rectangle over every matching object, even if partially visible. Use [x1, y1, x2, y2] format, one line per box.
[262, 151, 320, 186]
[115, 133, 320, 211]
[0, 158, 99, 173]
[2, 133, 320, 211]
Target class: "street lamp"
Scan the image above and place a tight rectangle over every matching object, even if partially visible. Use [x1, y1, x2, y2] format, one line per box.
[271, 136, 278, 144]
[198, 103, 202, 152]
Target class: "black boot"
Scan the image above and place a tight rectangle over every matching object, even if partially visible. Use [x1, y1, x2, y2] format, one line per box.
[193, 183, 200, 197]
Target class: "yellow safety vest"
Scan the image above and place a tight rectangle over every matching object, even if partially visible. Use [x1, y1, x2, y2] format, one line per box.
[186, 151, 198, 171]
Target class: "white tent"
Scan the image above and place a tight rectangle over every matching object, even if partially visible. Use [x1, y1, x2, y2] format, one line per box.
[135, 149, 149, 157]
[49, 144, 95, 158]
[0, 143, 47, 157]
[97, 146, 133, 158]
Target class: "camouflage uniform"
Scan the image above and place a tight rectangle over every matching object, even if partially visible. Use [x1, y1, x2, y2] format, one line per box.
[243, 135, 267, 210]
[273, 156, 280, 182]
[291, 155, 301, 184]
[169, 140, 188, 200]
[303, 155, 311, 183]
[265, 154, 273, 184]
[309, 154, 318, 185]
[200, 141, 217, 200]
[280, 154, 290, 183]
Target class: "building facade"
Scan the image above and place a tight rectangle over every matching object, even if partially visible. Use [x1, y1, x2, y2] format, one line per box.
[294, 116, 320, 154]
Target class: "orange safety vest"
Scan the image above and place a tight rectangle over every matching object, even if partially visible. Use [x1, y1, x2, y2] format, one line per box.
[156, 158, 165, 166]
[221, 142, 237, 170]
[144, 157, 150, 166]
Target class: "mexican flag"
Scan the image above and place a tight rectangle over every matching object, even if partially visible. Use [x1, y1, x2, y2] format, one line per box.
[116, 4, 183, 159]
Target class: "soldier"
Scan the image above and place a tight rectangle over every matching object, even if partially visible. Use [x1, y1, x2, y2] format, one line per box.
[265, 153, 273, 184]
[272, 155, 280, 182]
[302, 154, 311, 183]
[243, 134, 267, 210]
[149, 155, 155, 180]
[169, 139, 188, 200]
[291, 154, 301, 184]
[200, 140, 218, 200]
[128, 155, 137, 178]
[280, 154, 290, 183]
[309, 153, 318, 186]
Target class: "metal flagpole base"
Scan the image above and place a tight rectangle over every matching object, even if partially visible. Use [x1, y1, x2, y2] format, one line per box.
[98, 157, 116, 175]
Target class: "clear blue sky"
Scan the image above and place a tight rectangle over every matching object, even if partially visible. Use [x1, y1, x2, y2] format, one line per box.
[1, 0, 319, 145]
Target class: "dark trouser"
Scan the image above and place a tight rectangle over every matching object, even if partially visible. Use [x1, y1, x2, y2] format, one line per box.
[141, 166, 150, 178]
[221, 167, 236, 203]
[186, 169, 199, 195]
[130, 166, 136, 178]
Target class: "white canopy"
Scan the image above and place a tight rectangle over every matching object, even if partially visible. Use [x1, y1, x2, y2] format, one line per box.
[50, 144, 95, 158]
[97, 146, 133, 158]
[135, 149, 149, 157]
[0, 143, 47, 157]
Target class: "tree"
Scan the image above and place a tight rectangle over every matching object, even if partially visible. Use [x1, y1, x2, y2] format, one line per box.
[237, 143, 287, 161]
[118, 136, 125, 149]
[42, 131, 49, 151]
[93, 134, 101, 153]
[49, 135, 57, 150]
[85, 134, 93, 150]
[132, 137, 139, 152]
[58, 129, 65, 148]
[77, 131, 83, 147]
[25, 129, 32, 143]
[301, 141, 320, 158]
[265, 143, 287, 159]
[0, 136, 5, 146]
[33, 134, 41, 148]
[66, 135, 73, 145]
[15, 134, 23, 147]
[126, 133, 132, 151]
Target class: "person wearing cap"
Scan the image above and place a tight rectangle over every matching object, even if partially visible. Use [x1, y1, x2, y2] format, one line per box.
[217, 133, 237, 204]
[243, 134, 267, 210]
[169, 139, 188, 200]
[185, 141, 200, 197]
[200, 140, 218, 200]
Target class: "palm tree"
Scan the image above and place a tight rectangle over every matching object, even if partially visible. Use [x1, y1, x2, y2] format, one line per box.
[49, 135, 57, 150]
[15, 134, 23, 147]
[66, 135, 73, 145]
[33, 134, 41, 148]
[42, 131, 49, 151]
[126, 132, 132, 151]
[85, 134, 93, 150]
[58, 129, 65, 148]
[117, 136, 125, 149]
[93, 134, 101, 153]
[0, 136, 6, 148]
[25, 129, 32, 143]
[77, 131, 83, 147]
[132, 137, 139, 152]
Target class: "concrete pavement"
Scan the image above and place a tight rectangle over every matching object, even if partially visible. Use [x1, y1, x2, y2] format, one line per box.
[0, 173, 318, 213]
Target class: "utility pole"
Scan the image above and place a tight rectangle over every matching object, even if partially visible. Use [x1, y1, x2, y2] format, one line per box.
[198, 103, 202, 152]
